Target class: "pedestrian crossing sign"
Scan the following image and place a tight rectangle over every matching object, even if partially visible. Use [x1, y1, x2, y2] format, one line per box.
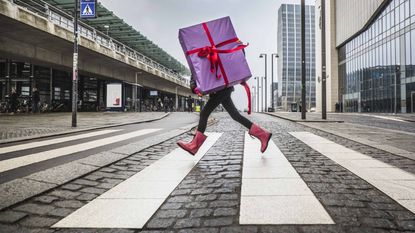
[80, 0, 96, 19]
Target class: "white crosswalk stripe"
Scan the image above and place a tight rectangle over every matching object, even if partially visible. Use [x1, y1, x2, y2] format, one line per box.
[290, 131, 415, 214]
[0, 130, 120, 155]
[0, 129, 161, 173]
[52, 133, 222, 229]
[240, 132, 334, 225]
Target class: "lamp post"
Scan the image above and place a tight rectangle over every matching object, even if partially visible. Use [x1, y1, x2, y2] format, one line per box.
[255, 77, 259, 112]
[300, 0, 306, 119]
[259, 54, 267, 112]
[271, 53, 279, 112]
[72, 0, 79, 127]
[261, 76, 264, 112]
[251, 86, 256, 113]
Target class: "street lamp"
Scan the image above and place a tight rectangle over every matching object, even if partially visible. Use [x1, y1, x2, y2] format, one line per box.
[254, 77, 259, 112]
[271, 53, 279, 112]
[261, 76, 264, 112]
[251, 86, 256, 113]
[104, 25, 110, 35]
[259, 54, 267, 112]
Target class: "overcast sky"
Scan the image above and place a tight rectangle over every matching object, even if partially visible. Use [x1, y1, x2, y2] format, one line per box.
[100, 0, 315, 110]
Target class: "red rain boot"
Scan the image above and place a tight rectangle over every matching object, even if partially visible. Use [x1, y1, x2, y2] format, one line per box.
[177, 130, 207, 155]
[249, 124, 272, 153]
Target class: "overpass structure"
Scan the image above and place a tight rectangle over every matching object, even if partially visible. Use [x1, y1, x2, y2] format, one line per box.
[0, 0, 197, 112]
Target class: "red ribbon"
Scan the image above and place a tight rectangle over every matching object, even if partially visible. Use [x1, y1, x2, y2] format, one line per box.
[241, 82, 252, 115]
[186, 23, 248, 85]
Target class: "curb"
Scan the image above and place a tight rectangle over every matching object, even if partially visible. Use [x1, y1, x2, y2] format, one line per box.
[0, 112, 170, 145]
[263, 112, 344, 123]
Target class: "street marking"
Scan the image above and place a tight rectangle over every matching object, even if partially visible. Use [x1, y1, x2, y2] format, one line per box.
[0, 130, 120, 155]
[240, 133, 334, 225]
[0, 129, 161, 173]
[290, 132, 415, 214]
[52, 133, 222, 229]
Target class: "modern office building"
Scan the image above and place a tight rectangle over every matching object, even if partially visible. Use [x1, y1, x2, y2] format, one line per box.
[315, 0, 415, 113]
[277, 4, 316, 111]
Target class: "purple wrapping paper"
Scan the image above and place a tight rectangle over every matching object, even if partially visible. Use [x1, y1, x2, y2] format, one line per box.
[179, 16, 252, 94]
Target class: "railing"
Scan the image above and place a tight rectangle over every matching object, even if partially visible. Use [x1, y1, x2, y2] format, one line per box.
[10, 0, 189, 86]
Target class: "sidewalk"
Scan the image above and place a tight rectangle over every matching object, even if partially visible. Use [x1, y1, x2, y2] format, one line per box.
[265, 112, 344, 122]
[266, 112, 415, 161]
[0, 112, 169, 144]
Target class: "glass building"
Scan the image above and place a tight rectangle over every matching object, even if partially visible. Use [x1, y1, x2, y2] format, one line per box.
[277, 4, 316, 110]
[338, 0, 415, 113]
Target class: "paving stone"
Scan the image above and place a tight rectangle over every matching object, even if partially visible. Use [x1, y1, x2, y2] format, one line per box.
[61, 184, 83, 191]
[190, 209, 213, 218]
[49, 189, 81, 199]
[220, 226, 259, 233]
[19, 216, 59, 227]
[80, 187, 107, 195]
[161, 203, 183, 210]
[33, 195, 59, 204]
[156, 210, 187, 219]
[213, 208, 237, 217]
[0, 210, 27, 223]
[168, 196, 194, 203]
[54, 200, 85, 209]
[47, 207, 74, 217]
[203, 217, 233, 227]
[195, 194, 217, 202]
[178, 228, 219, 233]
[146, 218, 175, 229]
[209, 200, 238, 208]
[14, 203, 55, 215]
[174, 218, 201, 228]
[72, 179, 99, 187]
[76, 193, 98, 201]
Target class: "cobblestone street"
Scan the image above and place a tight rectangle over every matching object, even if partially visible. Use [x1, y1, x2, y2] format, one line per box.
[0, 113, 414, 232]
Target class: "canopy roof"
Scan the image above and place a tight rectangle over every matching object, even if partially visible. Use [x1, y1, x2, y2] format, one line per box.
[43, 0, 189, 75]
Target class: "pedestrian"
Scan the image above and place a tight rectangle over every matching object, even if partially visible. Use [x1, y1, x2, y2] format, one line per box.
[187, 96, 193, 113]
[177, 76, 272, 155]
[163, 96, 169, 113]
[9, 88, 18, 114]
[169, 97, 174, 112]
[32, 87, 40, 113]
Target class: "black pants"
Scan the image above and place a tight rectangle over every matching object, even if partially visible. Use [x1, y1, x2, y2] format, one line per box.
[197, 87, 253, 133]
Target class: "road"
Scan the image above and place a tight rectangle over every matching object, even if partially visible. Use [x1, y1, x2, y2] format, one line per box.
[0, 112, 198, 184]
[0, 112, 414, 233]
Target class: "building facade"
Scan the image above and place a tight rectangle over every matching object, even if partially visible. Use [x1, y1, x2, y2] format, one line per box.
[277, 4, 316, 111]
[316, 0, 415, 113]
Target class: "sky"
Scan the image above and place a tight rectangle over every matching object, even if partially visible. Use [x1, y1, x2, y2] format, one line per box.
[99, 0, 315, 110]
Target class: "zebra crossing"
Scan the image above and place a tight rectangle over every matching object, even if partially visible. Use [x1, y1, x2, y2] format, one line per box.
[52, 133, 223, 229]
[0, 128, 161, 173]
[2, 128, 415, 229]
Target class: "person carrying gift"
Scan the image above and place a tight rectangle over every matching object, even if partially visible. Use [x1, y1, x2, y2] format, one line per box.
[177, 77, 272, 155]
[177, 16, 272, 155]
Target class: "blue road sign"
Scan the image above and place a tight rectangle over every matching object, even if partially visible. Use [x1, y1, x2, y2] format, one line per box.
[80, 0, 96, 19]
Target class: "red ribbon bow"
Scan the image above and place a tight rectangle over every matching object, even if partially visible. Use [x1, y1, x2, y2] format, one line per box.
[186, 23, 248, 82]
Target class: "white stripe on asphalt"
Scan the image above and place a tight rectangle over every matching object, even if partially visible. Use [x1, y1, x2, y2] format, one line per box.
[0, 129, 161, 173]
[52, 133, 222, 229]
[0, 130, 120, 155]
[240, 132, 334, 225]
[290, 131, 415, 214]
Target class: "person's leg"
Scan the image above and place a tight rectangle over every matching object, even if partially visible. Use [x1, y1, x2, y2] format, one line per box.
[221, 94, 253, 129]
[197, 93, 222, 133]
[221, 91, 271, 153]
